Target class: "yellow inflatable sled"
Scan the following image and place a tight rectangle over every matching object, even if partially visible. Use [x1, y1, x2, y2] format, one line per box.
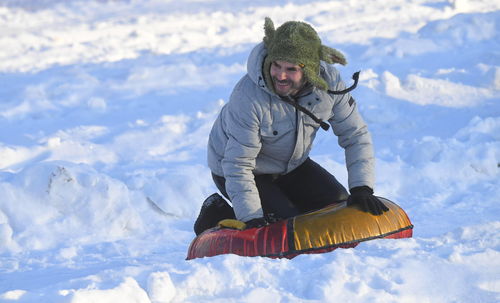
[187, 197, 413, 259]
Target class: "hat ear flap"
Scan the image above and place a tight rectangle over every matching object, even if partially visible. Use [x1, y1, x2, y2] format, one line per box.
[263, 17, 275, 48]
[320, 45, 347, 65]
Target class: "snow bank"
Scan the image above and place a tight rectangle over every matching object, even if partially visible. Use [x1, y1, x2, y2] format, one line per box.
[66, 277, 150, 303]
[147, 272, 176, 303]
[0, 162, 145, 253]
[2, 0, 499, 73]
[382, 71, 495, 107]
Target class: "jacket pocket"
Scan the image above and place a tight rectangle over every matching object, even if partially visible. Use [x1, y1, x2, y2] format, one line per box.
[260, 119, 294, 144]
[259, 119, 296, 162]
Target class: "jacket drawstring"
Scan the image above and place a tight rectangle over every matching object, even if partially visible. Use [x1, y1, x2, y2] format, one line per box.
[280, 96, 331, 131]
[327, 71, 360, 95]
[279, 71, 360, 131]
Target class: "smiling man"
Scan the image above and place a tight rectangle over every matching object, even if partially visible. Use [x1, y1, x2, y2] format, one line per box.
[194, 17, 388, 235]
[270, 60, 305, 96]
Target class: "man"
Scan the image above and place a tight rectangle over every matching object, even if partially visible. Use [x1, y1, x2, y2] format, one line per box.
[194, 17, 388, 235]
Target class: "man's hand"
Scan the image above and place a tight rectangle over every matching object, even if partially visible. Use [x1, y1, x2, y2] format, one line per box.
[217, 217, 268, 230]
[245, 217, 268, 229]
[347, 186, 389, 216]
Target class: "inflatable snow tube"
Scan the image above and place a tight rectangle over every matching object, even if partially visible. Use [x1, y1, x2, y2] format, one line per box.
[186, 197, 413, 259]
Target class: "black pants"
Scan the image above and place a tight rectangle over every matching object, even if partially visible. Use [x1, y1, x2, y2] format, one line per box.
[212, 158, 349, 220]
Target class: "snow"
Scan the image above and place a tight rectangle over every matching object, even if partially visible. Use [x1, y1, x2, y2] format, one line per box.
[0, 0, 499, 302]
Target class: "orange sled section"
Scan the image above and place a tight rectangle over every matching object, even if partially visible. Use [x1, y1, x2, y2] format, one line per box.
[186, 197, 413, 260]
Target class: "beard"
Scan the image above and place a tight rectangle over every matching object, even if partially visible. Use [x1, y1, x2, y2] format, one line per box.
[272, 77, 305, 97]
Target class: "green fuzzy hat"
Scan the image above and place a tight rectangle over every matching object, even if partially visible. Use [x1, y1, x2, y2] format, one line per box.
[262, 17, 347, 92]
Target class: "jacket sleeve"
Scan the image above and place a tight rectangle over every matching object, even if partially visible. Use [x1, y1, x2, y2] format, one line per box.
[327, 71, 375, 190]
[220, 82, 264, 222]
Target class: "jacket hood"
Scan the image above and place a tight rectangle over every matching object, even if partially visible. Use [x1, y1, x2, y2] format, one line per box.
[246, 42, 274, 95]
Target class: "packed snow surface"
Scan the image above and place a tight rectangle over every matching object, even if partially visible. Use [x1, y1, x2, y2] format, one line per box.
[0, 0, 499, 302]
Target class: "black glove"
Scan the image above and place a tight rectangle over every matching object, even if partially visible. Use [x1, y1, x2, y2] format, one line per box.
[347, 186, 389, 216]
[245, 217, 268, 229]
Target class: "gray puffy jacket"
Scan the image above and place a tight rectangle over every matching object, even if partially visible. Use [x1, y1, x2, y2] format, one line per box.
[207, 42, 374, 222]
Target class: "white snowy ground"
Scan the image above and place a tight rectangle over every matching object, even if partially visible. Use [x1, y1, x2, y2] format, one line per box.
[0, 0, 499, 302]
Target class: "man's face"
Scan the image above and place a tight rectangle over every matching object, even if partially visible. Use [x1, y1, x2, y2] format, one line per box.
[269, 60, 305, 96]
